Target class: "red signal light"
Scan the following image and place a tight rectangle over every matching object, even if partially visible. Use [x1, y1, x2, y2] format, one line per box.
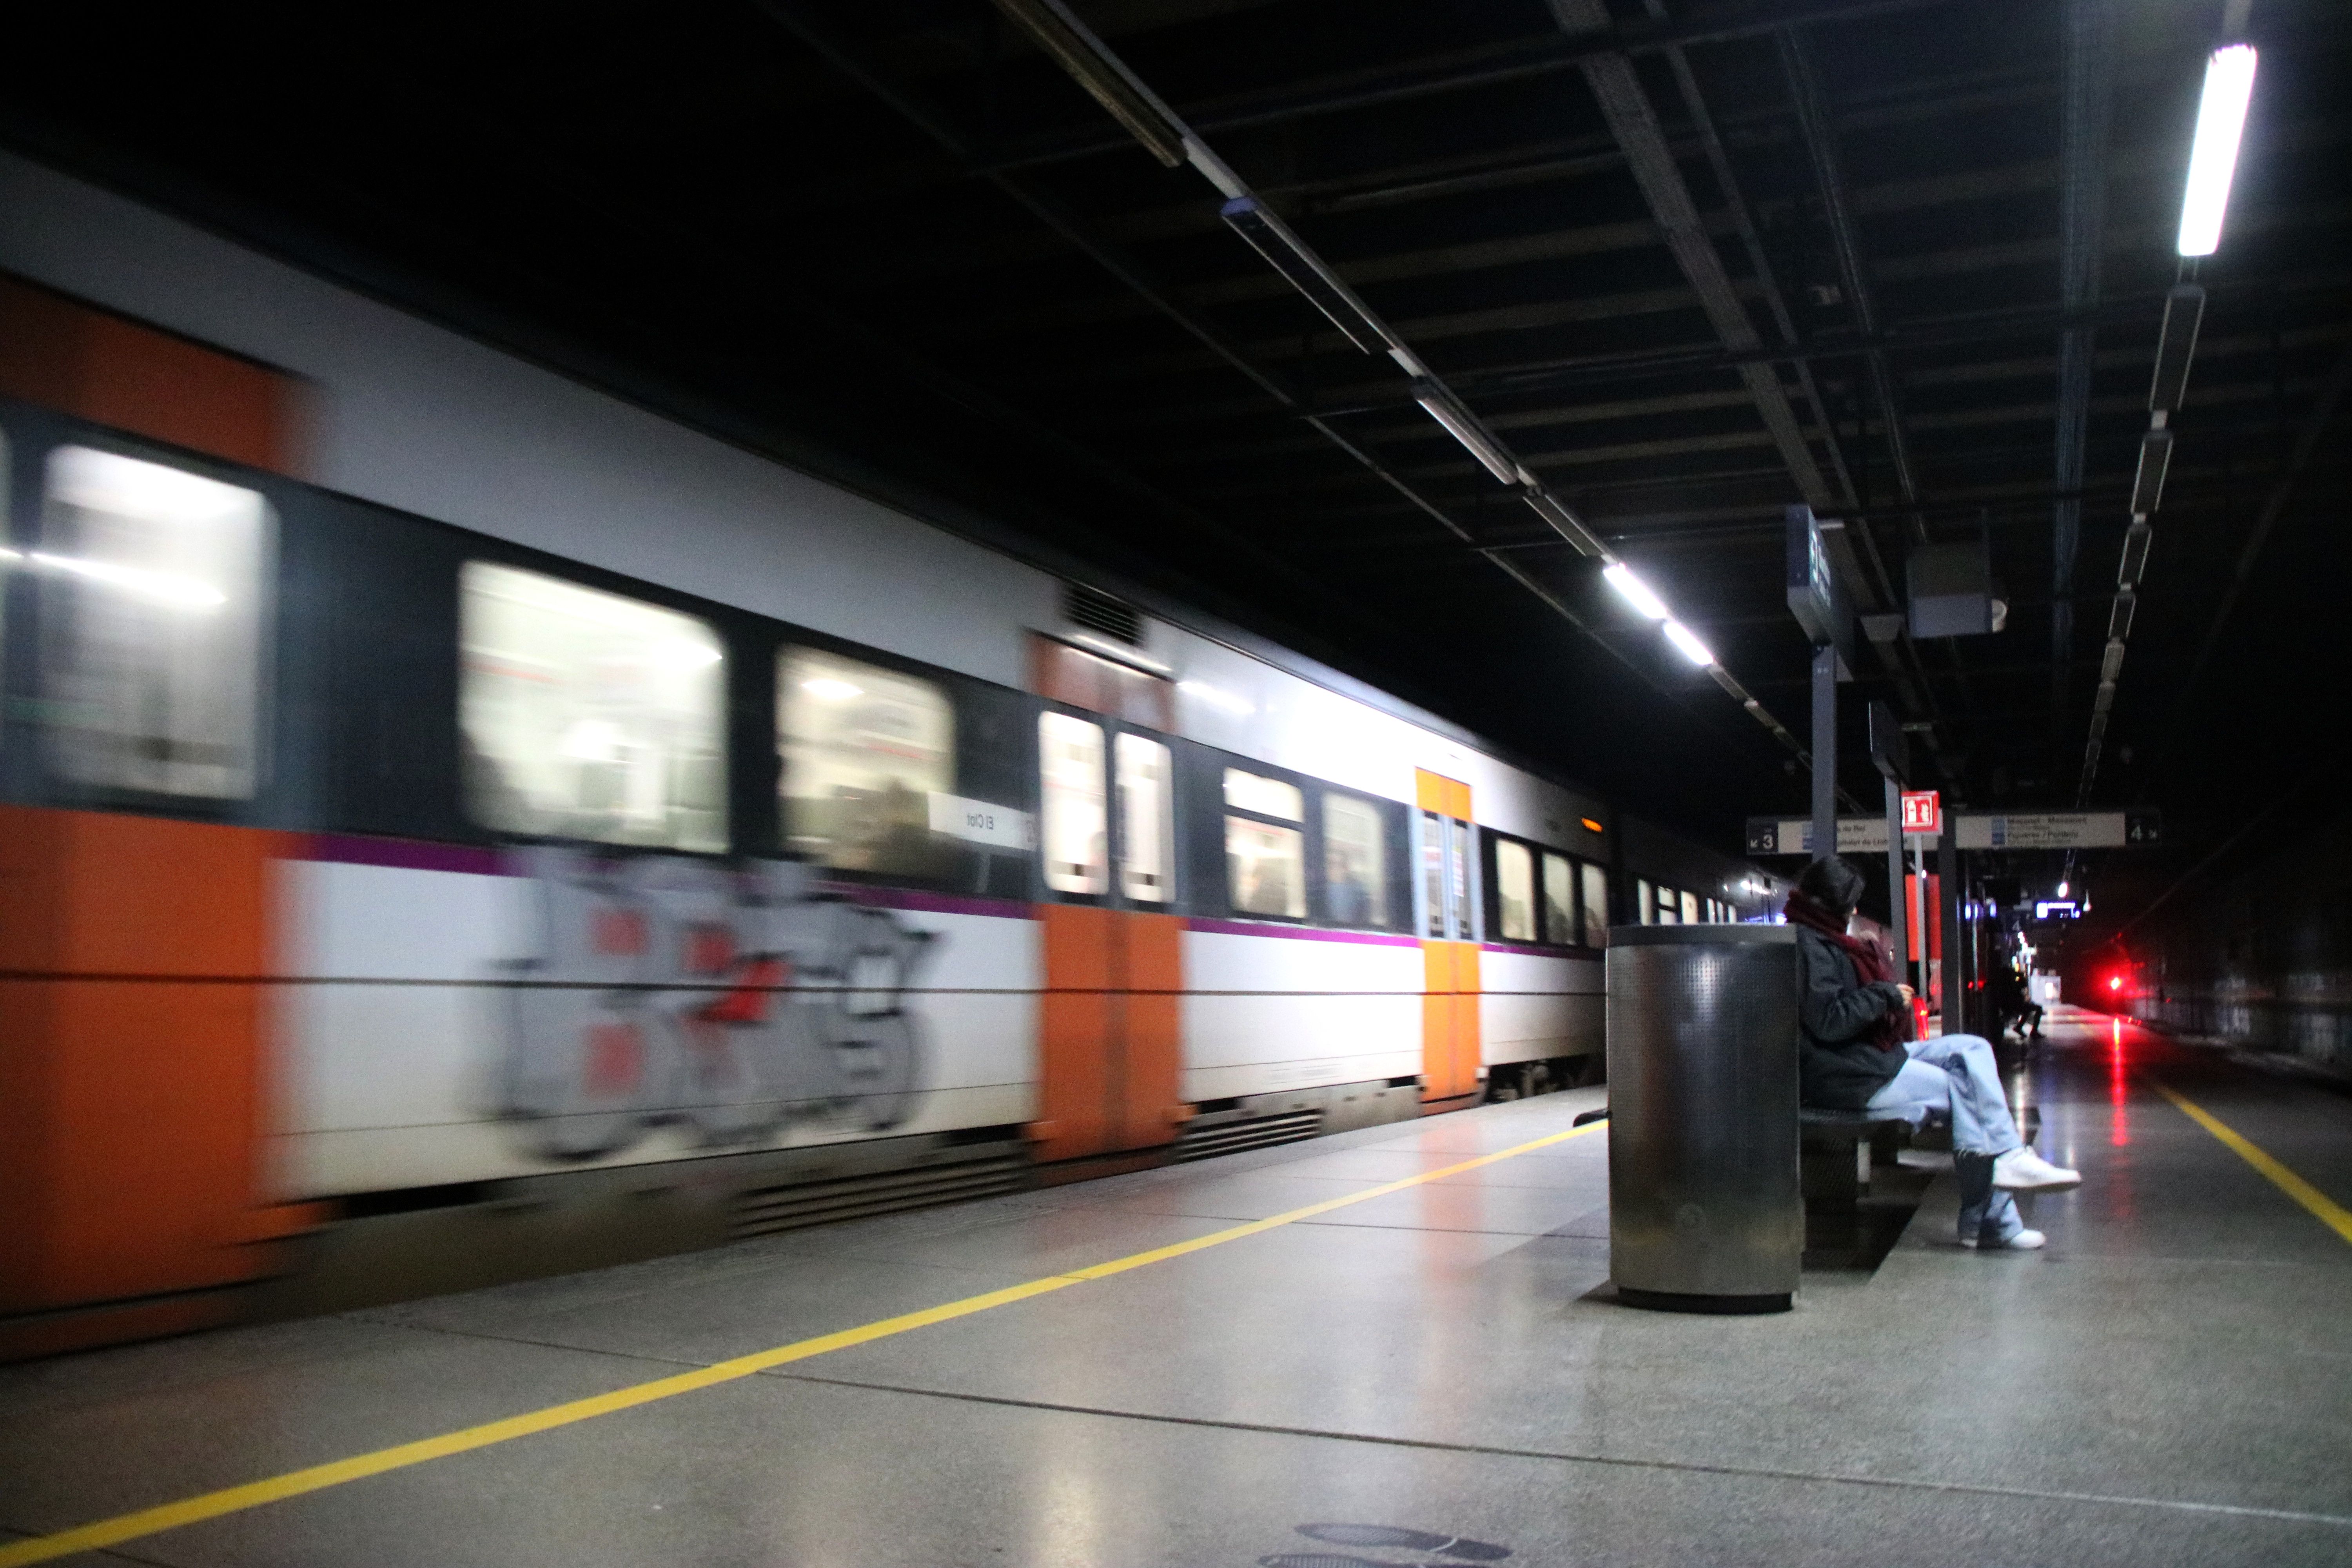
[2108, 974, 2124, 992]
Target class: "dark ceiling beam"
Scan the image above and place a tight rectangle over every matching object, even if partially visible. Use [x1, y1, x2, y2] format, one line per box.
[759, 0, 1814, 778]
[2048, 0, 2116, 768]
[2147, 334, 2352, 786]
[1066, 303, 2349, 433]
[1777, 29, 1922, 517]
[975, 0, 1979, 177]
[981, 210, 2350, 396]
[1137, 364, 2339, 481]
[853, 117, 2334, 293]
[1548, 0, 1837, 517]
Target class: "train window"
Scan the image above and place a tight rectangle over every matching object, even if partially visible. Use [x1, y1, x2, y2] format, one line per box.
[461, 563, 726, 851]
[1227, 817, 1305, 919]
[36, 446, 268, 800]
[1654, 884, 1679, 924]
[1541, 852, 1574, 946]
[1323, 793, 1390, 928]
[780, 646, 955, 874]
[1581, 862, 1609, 944]
[1637, 878, 1654, 925]
[1421, 813, 1447, 938]
[1039, 711, 1107, 895]
[1495, 839, 1536, 943]
[1116, 733, 1173, 903]
[1223, 768, 1302, 821]
[1682, 890, 1701, 925]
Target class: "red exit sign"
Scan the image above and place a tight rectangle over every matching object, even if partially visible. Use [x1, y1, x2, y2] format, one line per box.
[1901, 791, 1942, 835]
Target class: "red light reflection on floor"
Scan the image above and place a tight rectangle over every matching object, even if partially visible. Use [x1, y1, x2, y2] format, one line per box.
[2109, 1017, 2129, 1147]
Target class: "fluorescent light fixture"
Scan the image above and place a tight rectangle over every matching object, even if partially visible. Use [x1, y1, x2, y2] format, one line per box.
[1662, 619, 1715, 666]
[801, 677, 862, 701]
[2177, 44, 2257, 257]
[1410, 381, 1518, 483]
[2147, 283, 2206, 413]
[990, 0, 1185, 166]
[1221, 198, 1394, 355]
[2129, 428, 2174, 516]
[1602, 562, 1670, 621]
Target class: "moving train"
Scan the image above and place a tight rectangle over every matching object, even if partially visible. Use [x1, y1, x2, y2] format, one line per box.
[0, 149, 1771, 1359]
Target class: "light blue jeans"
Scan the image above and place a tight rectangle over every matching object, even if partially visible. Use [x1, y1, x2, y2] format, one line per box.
[1864, 1033, 2023, 1156]
[1865, 1034, 2030, 1243]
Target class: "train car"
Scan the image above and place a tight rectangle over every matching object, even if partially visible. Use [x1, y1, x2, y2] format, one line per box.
[0, 150, 1773, 1359]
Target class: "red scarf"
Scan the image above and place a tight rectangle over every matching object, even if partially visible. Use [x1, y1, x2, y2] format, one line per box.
[1784, 890, 1906, 1050]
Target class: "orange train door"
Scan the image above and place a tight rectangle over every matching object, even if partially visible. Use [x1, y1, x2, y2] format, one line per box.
[0, 276, 314, 1358]
[1029, 636, 1188, 1164]
[1416, 770, 1482, 1107]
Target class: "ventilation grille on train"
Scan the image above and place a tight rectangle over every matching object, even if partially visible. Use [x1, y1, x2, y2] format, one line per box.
[728, 1150, 1029, 1240]
[1174, 1108, 1326, 1163]
[1063, 583, 1143, 646]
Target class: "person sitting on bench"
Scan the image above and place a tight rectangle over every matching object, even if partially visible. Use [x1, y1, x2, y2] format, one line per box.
[1785, 856, 2081, 1252]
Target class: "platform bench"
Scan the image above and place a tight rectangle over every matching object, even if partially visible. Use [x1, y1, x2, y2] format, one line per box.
[1799, 1107, 1913, 1212]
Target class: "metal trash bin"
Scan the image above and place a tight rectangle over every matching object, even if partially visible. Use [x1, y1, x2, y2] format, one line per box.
[1605, 924, 1801, 1313]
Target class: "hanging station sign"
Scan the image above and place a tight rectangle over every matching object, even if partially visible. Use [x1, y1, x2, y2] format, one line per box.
[1746, 809, 2163, 857]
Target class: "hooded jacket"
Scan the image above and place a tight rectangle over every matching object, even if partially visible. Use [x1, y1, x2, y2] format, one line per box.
[1794, 926, 1910, 1109]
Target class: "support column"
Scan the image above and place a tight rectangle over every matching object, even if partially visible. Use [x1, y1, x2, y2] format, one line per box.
[1938, 824, 1963, 1035]
[1882, 775, 1906, 974]
[1811, 646, 1838, 861]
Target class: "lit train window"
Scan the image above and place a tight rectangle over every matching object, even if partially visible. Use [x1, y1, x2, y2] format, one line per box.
[1581, 862, 1609, 944]
[36, 446, 268, 799]
[1323, 793, 1390, 928]
[1223, 767, 1302, 821]
[780, 646, 954, 874]
[1541, 852, 1574, 945]
[1116, 733, 1173, 903]
[1682, 890, 1700, 926]
[1495, 839, 1535, 943]
[1040, 711, 1107, 895]
[460, 562, 726, 851]
[1654, 884, 1679, 924]
[1227, 817, 1305, 919]
[1636, 878, 1653, 925]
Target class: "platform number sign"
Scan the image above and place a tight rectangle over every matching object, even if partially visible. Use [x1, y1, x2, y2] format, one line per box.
[1900, 790, 1942, 836]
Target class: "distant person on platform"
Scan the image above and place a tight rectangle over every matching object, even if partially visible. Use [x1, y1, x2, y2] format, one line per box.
[1996, 961, 2045, 1043]
[1784, 856, 2080, 1252]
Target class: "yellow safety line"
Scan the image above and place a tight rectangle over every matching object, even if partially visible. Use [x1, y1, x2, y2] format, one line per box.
[2149, 1078, 2352, 1247]
[0, 1119, 1601, 1566]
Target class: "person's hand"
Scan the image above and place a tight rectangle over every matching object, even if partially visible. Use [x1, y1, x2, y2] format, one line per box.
[1897, 984, 1916, 1006]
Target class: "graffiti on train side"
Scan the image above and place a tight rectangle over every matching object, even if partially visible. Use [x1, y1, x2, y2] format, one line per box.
[497, 847, 939, 1159]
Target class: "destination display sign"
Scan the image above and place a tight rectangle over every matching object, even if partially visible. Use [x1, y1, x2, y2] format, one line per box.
[1953, 813, 2126, 850]
[1746, 809, 2162, 857]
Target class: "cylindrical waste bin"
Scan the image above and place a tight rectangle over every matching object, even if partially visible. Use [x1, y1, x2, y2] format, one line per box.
[1606, 924, 1800, 1313]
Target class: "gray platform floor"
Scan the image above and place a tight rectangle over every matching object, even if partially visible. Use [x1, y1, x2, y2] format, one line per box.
[4, 1010, 2349, 1566]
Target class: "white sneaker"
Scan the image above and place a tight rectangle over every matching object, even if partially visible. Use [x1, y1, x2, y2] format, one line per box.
[1963, 1228, 2047, 1251]
[1992, 1147, 2082, 1192]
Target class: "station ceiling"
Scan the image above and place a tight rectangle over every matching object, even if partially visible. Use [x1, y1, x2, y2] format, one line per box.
[5, 0, 2345, 893]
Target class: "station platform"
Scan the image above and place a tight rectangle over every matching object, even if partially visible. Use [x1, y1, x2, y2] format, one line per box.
[3, 1009, 2347, 1566]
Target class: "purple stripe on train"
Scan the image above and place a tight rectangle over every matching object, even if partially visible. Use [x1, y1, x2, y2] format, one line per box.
[301, 834, 508, 876]
[1480, 940, 1603, 960]
[824, 885, 1033, 921]
[1185, 916, 1421, 947]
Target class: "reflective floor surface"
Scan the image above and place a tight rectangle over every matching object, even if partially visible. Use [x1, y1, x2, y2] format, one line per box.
[4, 1009, 2348, 1566]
